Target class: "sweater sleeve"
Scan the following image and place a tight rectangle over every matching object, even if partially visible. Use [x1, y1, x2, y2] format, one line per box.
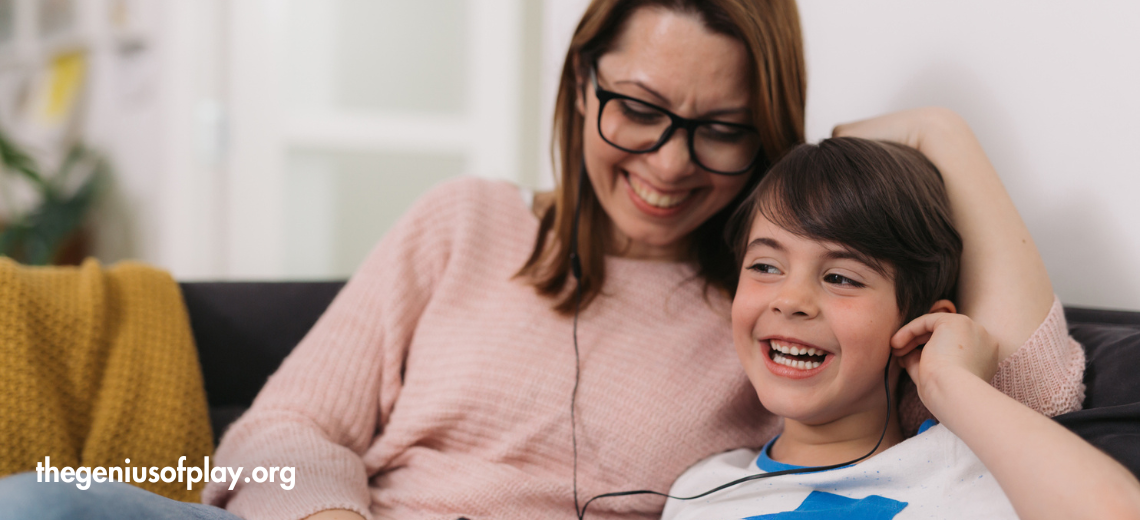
[201, 179, 468, 520]
[899, 296, 1087, 434]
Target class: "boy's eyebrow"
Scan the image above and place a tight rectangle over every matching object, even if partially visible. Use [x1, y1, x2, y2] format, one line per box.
[824, 248, 890, 276]
[822, 249, 864, 263]
[746, 237, 784, 252]
[749, 237, 887, 275]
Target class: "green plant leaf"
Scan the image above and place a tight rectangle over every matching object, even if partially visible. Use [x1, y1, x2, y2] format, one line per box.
[0, 128, 50, 194]
[0, 131, 108, 264]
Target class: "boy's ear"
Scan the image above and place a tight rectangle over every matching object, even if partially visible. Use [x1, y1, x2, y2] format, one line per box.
[927, 299, 957, 315]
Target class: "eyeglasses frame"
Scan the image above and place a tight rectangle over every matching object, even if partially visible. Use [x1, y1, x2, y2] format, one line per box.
[590, 66, 765, 176]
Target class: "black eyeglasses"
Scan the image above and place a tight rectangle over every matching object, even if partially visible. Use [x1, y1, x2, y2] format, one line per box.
[591, 67, 766, 176]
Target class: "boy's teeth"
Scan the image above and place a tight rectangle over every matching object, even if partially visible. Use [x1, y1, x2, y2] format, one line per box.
[629, 175, 691, 208]
[770, 340, 823, 357]
[771, 352, 822, 370]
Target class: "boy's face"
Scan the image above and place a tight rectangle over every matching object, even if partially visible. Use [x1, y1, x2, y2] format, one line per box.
[732, 214, 902, 426]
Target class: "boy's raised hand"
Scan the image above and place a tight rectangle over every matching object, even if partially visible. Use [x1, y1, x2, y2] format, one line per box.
[890, 310, 999, 413]
[892, 310, 1140, 520]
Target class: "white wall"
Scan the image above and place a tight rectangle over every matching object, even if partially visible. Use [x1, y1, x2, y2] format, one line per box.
[80, 0, 227, 279]
[539, 0, 1140, 311]
[87, 0, 1140, 309]
[798, 1, 1140, 310]
[537, 0, 591, 191]
[86, 0, 534, 281]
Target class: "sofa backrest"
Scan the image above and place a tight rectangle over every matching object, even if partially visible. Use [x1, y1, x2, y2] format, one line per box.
[182, 282, 1140, 477]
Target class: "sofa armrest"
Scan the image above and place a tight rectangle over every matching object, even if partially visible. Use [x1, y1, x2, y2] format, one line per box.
[180, 281, 345, 440]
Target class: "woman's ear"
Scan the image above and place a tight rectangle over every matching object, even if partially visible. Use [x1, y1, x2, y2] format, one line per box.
[927, 299, 957, 315]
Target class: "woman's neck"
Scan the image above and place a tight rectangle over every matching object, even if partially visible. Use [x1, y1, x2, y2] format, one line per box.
[607, 224, 693, 261]
[769, 407, 905, 468]
[532, 190, 691, 261]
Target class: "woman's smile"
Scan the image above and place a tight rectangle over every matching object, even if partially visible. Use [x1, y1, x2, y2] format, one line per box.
[626, 172, 693, 209]
[623, 171, 699, 216]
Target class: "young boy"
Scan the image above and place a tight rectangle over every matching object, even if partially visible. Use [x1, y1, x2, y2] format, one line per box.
[661, 138, 1140, 519]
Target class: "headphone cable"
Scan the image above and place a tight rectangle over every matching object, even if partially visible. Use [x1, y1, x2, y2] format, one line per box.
[569, 163, 586, 516]
[566, 163, 895, 520]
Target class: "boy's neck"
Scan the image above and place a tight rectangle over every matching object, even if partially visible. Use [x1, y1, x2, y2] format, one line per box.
[770, 408, 905, 468]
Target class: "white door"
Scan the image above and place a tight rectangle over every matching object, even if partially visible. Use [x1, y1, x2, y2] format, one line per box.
[224, 0, 523, 279]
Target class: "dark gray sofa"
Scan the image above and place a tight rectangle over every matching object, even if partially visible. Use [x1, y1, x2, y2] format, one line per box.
[180, 282, 1140, 477]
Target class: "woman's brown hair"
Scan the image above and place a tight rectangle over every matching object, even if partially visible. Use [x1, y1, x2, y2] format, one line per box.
[518, 0, 807, 314]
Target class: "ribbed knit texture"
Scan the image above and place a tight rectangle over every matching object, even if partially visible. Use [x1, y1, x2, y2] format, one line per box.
[0, 257, 214, 502]
[897, 296, 1085, 434]
[203, 178, 1085, 520]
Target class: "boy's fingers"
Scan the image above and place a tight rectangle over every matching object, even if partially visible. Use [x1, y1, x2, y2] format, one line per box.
[891, 313, 941, 350]
[892, 335, 928, 357]
[899, 349, 922, 374]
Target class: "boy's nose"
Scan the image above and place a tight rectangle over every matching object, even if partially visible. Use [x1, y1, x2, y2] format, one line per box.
[770, 278, 819, 319]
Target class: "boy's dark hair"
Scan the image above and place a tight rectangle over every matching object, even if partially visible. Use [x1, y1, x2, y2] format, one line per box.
[729, 137, 963, 323]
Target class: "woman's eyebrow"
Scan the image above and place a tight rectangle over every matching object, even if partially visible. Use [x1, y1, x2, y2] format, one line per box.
[614, 79, 671, 106]
[703, 107, 751, 119]
[613, 79, 750, 118]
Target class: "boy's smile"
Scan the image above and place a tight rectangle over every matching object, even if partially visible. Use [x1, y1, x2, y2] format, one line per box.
[732, 214, 903, 428]
[760, 337, 834, 378]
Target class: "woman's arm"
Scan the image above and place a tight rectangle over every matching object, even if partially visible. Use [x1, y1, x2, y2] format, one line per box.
[834, 107, 1052, 360]
[836, 108, 1084, 425]
[893, 313, 1140, 520]
[305, 511, 367, 520]
[203, 180, 469, 520]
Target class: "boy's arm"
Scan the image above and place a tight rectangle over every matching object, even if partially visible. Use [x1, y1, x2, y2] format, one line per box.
[893, 313, 1140, 520]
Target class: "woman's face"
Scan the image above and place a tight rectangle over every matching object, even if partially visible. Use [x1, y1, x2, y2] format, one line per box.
[579, 7, 753, 260]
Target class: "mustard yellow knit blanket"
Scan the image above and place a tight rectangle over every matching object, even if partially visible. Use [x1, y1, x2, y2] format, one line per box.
[0, 258, 213, 502]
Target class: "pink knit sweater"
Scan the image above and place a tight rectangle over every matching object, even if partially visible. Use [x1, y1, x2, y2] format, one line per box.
[203, 178, 1085, 520]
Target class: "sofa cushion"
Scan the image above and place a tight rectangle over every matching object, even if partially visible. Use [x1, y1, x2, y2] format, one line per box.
[1057, 308, 1140, 477]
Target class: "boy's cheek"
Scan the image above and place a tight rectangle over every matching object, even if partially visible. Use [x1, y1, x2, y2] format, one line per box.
[731, 306, 761, 353]
[731, 282, 767, 323]
[731, 283, 775, 369]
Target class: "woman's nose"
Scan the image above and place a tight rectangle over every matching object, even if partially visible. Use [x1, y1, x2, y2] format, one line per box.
[643, 129, 696, 182]
[770, 277, 819, 319]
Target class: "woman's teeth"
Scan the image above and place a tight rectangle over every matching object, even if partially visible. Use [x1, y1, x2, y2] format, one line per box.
[628, 175, 691, 208]
[769, 339, 827, 370]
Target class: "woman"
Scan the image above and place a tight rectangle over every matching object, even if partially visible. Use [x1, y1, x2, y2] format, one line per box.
[0, 1, 1084, 519]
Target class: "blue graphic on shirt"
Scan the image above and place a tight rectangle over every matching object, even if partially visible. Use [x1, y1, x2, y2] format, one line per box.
[743, 490, 908, 519]
[755, 437, 852, 473]
[917, 418, 938, 434]
[751, 436, 914, 519]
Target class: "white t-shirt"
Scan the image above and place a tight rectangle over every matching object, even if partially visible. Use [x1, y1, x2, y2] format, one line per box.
[662, 422, 1017, 520]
